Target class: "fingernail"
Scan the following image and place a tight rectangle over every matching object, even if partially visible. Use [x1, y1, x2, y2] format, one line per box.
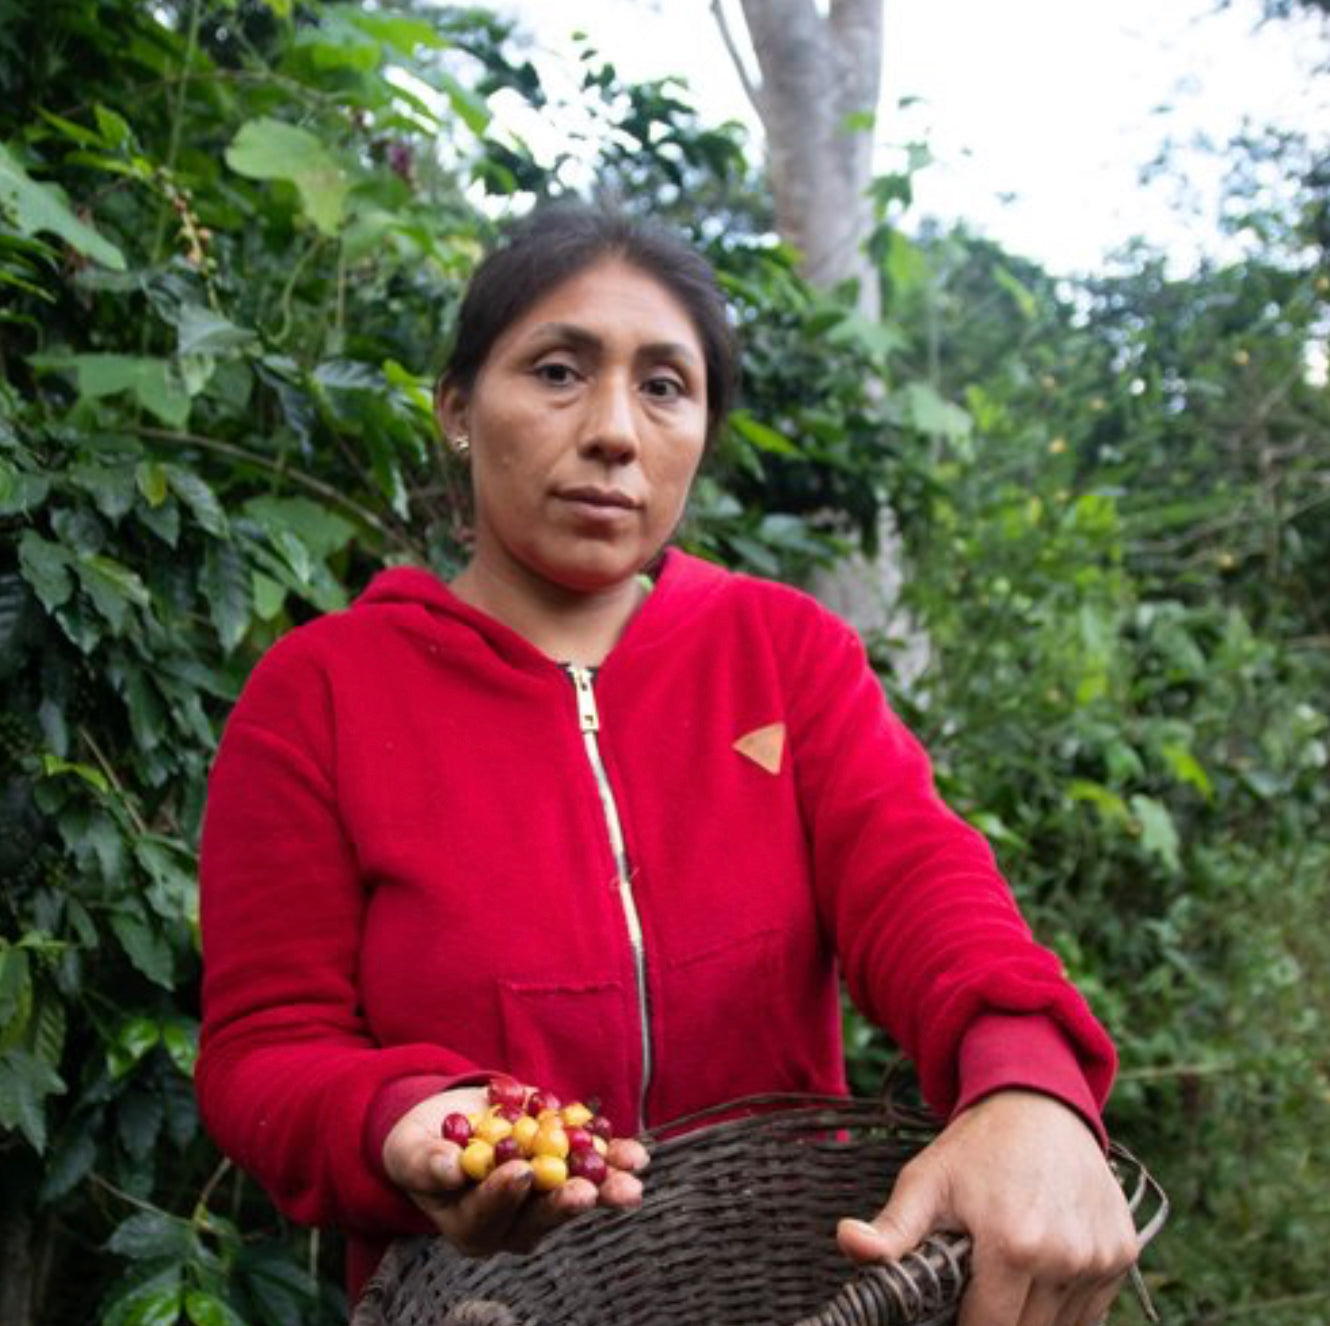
[844, 1219, 884, 1242]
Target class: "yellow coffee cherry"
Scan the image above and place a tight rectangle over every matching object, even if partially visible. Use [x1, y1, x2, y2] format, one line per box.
[511, 1115, 540, 1154]
[530, 1155, 568, 1191]
[461, 1140, 496, 1182]
[474, 1114, 513, 1146]
[533, 1125, 570, 1160]
[561, 1102, 593, 1128]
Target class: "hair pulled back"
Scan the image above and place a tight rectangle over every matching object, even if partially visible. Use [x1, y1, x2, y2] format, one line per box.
[442, 203, 738, 444]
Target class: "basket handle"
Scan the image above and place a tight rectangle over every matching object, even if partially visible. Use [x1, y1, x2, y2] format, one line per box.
[793, 1139, 1167, 1326]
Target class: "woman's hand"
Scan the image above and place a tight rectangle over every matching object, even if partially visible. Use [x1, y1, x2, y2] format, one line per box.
[382, 1087, 648, 1257]
[837, 1090, 1139, 1326]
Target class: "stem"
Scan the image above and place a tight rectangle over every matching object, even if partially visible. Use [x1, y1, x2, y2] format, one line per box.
[272, 236, 328, 345]
[131, 426, 422, 555]
[151, 0, 203, 266]
[711, 0, 763, 114]
[90, 1172, 166, 1217]
[78, 726, 149, 837]
[193, 1157, 233, 1222]
[1116, 1060, 1235, 1083]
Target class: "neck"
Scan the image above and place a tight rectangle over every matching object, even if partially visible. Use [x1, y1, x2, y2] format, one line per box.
[450, 560, 650, 667]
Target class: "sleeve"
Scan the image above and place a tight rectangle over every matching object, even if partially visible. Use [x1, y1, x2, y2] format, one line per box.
[195, 633, 492, 1236]
[778, 596, 1117, 1122]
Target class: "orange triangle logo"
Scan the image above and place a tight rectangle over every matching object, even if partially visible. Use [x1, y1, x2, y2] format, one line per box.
[733, 722, 786, 775]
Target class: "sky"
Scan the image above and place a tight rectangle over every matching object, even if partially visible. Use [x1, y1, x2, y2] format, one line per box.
[489, 0, 1330, 277]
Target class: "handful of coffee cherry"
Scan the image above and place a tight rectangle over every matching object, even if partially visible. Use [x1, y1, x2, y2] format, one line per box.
[442, 1078, 619, 1192]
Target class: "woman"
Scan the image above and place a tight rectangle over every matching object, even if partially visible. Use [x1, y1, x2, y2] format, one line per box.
[197, 205, 1139, 1326]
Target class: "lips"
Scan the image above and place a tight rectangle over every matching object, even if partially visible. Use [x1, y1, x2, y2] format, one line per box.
[556, 486, 642, 511]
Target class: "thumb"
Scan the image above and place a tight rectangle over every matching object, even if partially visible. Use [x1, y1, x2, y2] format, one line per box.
[837, 1164, 946, 1265]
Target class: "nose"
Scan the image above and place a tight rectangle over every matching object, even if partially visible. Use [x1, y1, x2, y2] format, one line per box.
[579, 373, 639, 465]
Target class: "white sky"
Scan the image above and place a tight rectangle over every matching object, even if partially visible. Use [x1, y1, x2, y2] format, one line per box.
[490, 0, 1330, 276]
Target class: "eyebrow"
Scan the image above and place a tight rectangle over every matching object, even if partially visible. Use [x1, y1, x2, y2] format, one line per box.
[524, 322, 700, 365]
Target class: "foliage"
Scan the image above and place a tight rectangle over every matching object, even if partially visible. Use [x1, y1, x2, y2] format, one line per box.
[1, 3, 1327, 1325]
[866, 220, 1330, 1322]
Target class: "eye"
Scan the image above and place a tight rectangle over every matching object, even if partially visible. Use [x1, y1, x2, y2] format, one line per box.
[533, 360, 580, 386]
[643, 374, 685, 401]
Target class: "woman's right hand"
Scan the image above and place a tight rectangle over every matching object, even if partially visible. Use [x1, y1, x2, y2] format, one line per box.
[382, 1087, 649, 1256]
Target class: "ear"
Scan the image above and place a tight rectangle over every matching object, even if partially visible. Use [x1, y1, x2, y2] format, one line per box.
[434, 378, 469, 446]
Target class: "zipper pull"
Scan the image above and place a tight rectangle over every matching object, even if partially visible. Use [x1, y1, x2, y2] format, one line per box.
[568, 665, 599, 734]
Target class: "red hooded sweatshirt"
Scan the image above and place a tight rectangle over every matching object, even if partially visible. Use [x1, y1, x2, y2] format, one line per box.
[197, 550, 1114, 1300]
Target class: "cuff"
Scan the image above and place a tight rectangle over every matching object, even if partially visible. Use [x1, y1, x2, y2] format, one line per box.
[954, 1012, 1108, 1150]
[362, 1071, 493, 1183]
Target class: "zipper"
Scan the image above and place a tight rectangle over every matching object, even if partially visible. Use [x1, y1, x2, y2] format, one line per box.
[565, 665, 653, 1128]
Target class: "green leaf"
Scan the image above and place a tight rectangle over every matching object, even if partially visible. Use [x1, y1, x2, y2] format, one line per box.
[242, 495, 356, 560]
[123, 666, 167, 752]
[175, 305, 259, 358]
[118, 1089, 165, 1159]
[1129, 794, 1181, 872]
[39, 1126, 97, 1201]
[165, 466, 227, 536]
[435, 70, 491, 137]
[134, 837, 196, 925]
[1067, 779, 1131, 824]
[102, 1264, 184, 1326]
[110, 914, 174, 988]
[251, 571, 286, 622]
[1159, 741, 1215, 800]
[27, 353, 191, 427]
[966, 810, 1027, 849]
[108, 1016, 160, 1080]
[41, 753, 111, 795]
[728, 409, 801, 456]
[160, 1019, 198, 1078]
[824, 311, 908, 361]
[0, 1048, 66, 1150]
[225, 118, 348, 236]
[993, 264, 1039, 319]
[201, 541, 251, 652]
[136, 462, 169, 507]
[107, 1212, 195, 1262]
[0, 947, 33, 1049]
[72, 460, 138, 520]
[0, 143, 126, 270]
[185, 1291, 247, 1326]
[900, 382, 973, 442]
[74, 555, 151, 634]
[18, 531, 74, 612]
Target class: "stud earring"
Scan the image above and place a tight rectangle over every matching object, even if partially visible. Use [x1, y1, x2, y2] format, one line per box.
[453, 434, 470, 458]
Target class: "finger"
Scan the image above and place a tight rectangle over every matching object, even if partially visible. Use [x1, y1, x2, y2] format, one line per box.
[502, 1177, 601, 1254]
[440, 1161, 536, 1254]
[1072, 1271, 1126, 1326]
[837, 1162, 945, 1264]
[595, 1167, 644, 1209]
[1013, 1279, 1072, 1326]
[606, 1137, 650, 1173]
[956, 1242, 1035, 1326]
[388, 1135, 467, 1197]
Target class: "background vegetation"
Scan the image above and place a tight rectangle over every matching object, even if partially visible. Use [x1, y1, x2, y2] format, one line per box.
[1, 2, 1326, 1323]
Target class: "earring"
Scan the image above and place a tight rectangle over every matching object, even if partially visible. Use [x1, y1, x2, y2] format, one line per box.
[453, 434, 470, 459]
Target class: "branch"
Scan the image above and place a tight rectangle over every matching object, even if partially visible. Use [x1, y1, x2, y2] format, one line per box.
[132, 426, 422, 556]
[710, 0, 763, 117]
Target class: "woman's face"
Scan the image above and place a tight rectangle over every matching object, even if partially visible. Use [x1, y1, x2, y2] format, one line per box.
[438, 258, 709, 597]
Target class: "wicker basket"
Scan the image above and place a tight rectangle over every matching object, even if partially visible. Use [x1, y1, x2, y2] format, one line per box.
[352, 1093, 1167, 1326]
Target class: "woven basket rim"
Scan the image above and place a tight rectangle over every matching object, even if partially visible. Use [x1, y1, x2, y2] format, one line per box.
[354, 1090, 1168, 1326]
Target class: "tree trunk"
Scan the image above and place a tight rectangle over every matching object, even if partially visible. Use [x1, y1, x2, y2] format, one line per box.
[717, 0, 928, 674]
[719, 0, 883, 316]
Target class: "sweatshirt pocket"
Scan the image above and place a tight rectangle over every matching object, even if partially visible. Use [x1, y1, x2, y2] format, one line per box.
[657, 926, 806, 1110]
[497, 979, 632, 1119]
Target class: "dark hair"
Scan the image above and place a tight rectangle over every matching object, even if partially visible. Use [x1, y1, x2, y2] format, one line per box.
[442, 203, 739, 444]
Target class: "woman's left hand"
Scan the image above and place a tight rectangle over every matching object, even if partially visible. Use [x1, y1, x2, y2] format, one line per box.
[836, 1089, 1139, 1326]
